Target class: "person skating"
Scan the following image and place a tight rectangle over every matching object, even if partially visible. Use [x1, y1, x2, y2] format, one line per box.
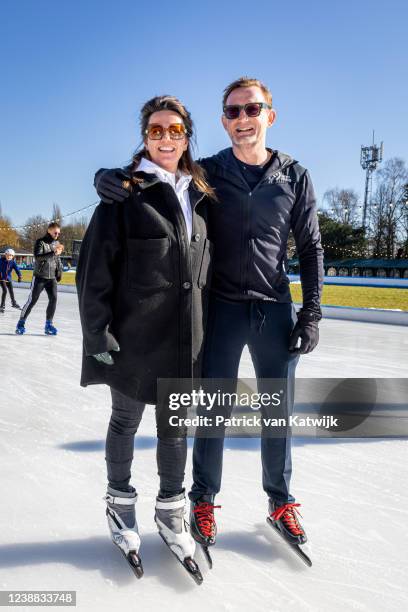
[93, 77, 324, 566]
[76, 95, 215, 583]
[0, 248, 22, 312]
[15, 222, 64, 335]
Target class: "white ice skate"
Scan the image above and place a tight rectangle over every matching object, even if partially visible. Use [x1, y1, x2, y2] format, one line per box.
[154, 492, 203, 584]
[103, 487, 143, 578]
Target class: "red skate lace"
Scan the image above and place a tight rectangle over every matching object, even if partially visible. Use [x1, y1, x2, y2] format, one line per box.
[271, 503, 304, 536]
[193, 502, 221, 538]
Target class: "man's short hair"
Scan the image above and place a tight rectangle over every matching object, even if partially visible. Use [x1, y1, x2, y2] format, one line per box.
[48, 221, 61, 230]
[222, 76, 272, 108]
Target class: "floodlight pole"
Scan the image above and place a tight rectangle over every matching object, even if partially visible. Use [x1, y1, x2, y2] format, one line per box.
[360, 131, 383, 230]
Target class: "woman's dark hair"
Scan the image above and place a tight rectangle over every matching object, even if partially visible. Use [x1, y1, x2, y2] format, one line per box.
[131, 95, 217, 199]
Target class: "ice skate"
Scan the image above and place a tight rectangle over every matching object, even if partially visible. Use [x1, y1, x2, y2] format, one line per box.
[103, 486, 143, 578]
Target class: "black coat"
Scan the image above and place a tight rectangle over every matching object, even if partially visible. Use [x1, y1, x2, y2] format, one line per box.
[75, 171, 213, 403]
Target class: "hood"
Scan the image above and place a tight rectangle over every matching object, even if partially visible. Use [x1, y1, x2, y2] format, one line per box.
[201, 147, 297, 187]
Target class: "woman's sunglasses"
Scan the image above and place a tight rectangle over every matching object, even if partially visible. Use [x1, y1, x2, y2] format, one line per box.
[145, 123, 187, 140]
[223, 102, 272, 120]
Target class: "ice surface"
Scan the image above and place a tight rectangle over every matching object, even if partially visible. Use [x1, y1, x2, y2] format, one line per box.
[1, 287, 407, 611]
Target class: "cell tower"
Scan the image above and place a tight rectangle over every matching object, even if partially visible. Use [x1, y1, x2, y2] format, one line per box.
[360, 132, 383, 230]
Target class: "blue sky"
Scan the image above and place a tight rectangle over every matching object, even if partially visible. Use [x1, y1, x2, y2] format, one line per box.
[0, 0, 407, 227]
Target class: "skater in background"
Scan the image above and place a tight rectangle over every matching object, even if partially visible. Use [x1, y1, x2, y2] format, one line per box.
[76, 95, 215, 581]
[15, 222, 64, 335]
[0, 248, 22, 313]
[94, 76, 324, 566]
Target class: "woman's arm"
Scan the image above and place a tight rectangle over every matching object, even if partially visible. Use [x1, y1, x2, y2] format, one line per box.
[75, 202, 121, 356]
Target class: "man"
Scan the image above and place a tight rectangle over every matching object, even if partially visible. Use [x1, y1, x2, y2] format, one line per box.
[93, 77, 324, 555]
[16, 222, 64, 335]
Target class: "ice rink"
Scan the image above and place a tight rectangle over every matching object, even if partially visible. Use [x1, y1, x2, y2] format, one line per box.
[1, 286, 407, 612]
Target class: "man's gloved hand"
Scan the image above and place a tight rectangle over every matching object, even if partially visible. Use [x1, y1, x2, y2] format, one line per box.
[92, 345, 120, 366]
[17, 277, 22, 283]
[289, 309, 322, 354]
[94, 168, 132, 204]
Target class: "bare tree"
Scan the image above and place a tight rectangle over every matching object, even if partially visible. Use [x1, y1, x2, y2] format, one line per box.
[18, 215, 49, 251]
[58, 216, 88, 255]
[369, 158, 408, 258]
[51, 202, 63, 226]
[323, 188, 361, 226]
[400, 184, 408, 256]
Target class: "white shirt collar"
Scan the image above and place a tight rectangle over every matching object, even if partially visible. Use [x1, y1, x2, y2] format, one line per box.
[137, 157, 192, 192]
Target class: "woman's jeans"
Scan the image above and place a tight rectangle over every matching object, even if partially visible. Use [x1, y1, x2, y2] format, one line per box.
[105, 387, 187, 497]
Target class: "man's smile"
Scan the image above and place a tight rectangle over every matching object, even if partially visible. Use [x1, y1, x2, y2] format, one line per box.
[236, 126, 255, 135]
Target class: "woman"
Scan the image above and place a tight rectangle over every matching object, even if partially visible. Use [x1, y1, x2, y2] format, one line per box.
[0, 248, 22, 313]
[76, 96, 215, 582]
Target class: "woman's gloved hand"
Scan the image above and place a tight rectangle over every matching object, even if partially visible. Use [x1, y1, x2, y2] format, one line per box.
[92, 345, 120, 365]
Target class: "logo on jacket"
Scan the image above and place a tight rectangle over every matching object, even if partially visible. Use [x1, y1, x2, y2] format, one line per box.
[264, 171, 292, 184]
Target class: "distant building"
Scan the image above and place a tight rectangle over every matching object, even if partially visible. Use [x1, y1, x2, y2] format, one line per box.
[288, 257, 408, 279]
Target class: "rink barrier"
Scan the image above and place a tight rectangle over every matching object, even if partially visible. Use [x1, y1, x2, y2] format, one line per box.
[15, 282, 408, 326]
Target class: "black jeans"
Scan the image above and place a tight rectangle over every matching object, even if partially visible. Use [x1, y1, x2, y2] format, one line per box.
[189, 296, 300, 505]
[0, 281, 16, 307]
[20, 276, 57, 321]
[105, 387, 187, 496]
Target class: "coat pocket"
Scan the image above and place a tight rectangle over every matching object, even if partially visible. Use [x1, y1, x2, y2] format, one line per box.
[126, 236, 174, 291]
[197, 238, 213, 289]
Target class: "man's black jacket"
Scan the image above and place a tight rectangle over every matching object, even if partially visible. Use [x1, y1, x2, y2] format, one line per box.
[200, 147, 323, 312]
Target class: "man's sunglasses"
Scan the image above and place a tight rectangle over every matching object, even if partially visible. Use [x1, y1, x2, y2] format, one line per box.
[223, 102, 272, 120]
[145, 123, 187, 140]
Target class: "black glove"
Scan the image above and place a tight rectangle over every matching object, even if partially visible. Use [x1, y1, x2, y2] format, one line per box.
[289, 309, 321, 354]
[94, 168, 132, 204]
[17, 277, 22, 283]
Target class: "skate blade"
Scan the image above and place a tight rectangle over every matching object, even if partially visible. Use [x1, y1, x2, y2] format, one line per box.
[125, 550, 144, 578]
[158, 532, 203, 585]
[112, 539, 143, 578]
[184, 556, 204, 585]
[266, 517, 312, 567]
[200, 544, 213, 569]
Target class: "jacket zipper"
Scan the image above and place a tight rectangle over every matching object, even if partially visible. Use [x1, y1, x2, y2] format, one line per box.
[242, 160, 293, 294]
[243, 190, 252, 293]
